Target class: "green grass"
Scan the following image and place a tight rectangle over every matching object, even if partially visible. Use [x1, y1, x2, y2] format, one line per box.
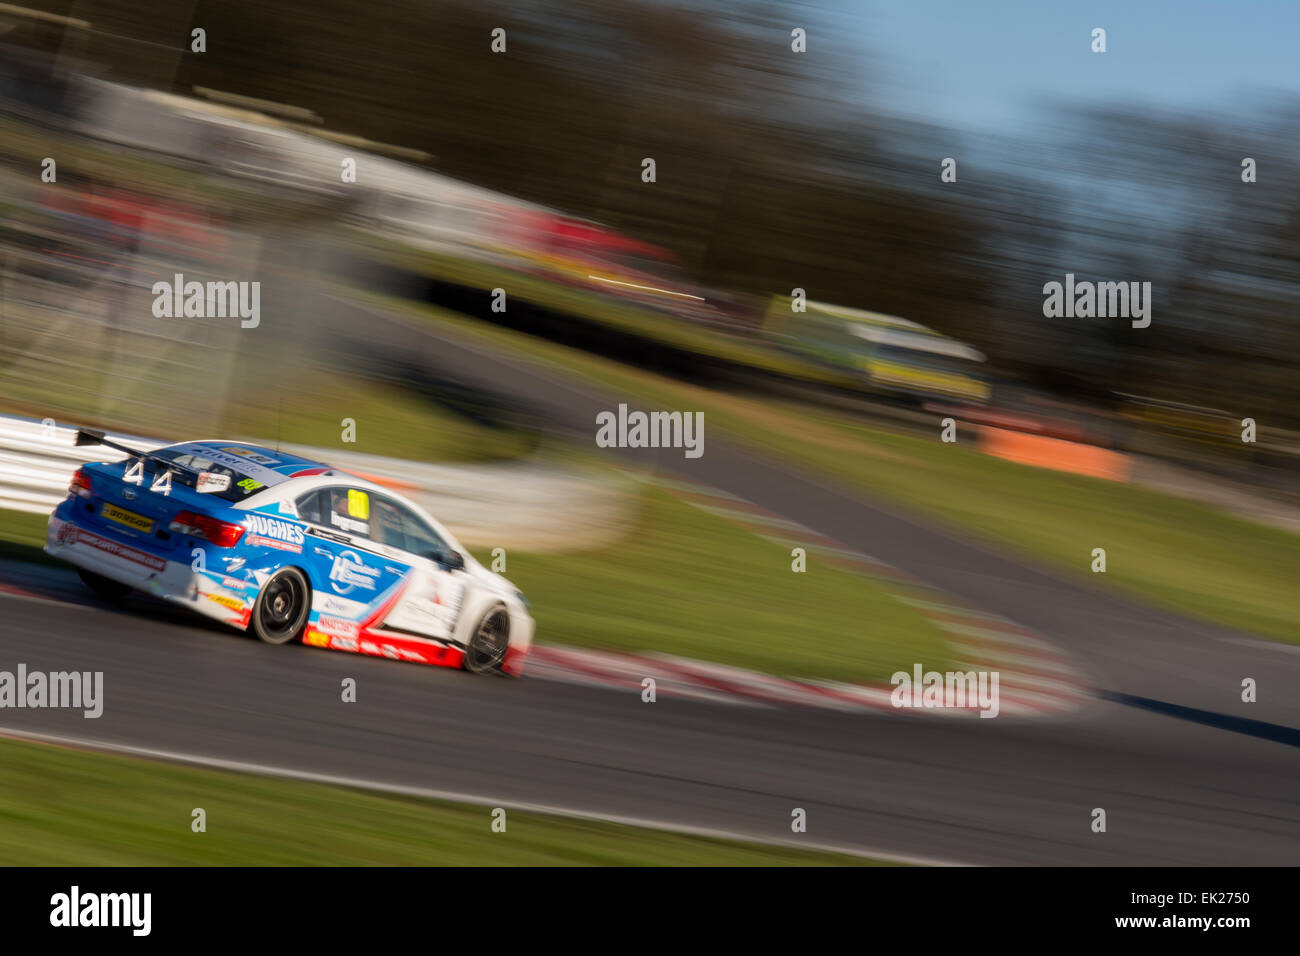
[486, 483, 951, 684]
[218, 367, 535, 463]
[0, 327, 533, 463]
[0, 737, 881, 865]
[0, 509, 54, 566]
[361, 289, 1300, 646]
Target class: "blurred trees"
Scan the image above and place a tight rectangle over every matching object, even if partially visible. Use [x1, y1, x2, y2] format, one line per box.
[24, 0, 1300, 425]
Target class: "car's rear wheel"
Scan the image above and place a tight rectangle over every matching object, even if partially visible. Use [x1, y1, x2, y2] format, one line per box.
[464, 607, 509, 674]
[250, 567, 311, 645]
[76, 567, 131, 602]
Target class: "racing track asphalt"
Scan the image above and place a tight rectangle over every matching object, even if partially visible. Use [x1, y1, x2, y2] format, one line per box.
[1, 249, 1297, 865]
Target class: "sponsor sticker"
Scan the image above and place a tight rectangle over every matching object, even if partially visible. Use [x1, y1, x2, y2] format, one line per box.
[187, 446, 289, 486]
[69, 528, 166, 572]
[208, 592, 245, 611]
[244, 514, 305, 553]
[101, 503, 152, 533]
[318, 595, 365, 616]
[328, 550, 382, 595]
[346, 489, 370, 520]
[329, 513, 370, 536]
[249, 535, 301, 553]
[220, 446, 280, 466]
[317, 616, 359, 638]
[196, 471, 231, 494]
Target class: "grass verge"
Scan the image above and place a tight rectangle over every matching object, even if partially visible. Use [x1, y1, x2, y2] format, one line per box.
[486, 483, 950, 684]
[0, 736, 882, 865]
[0, 509, 54, 566]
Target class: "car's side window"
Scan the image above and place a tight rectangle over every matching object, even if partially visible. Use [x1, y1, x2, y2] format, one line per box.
[375, 495, 449, 560]
[297, 487, 372, 538]
[368, 496, 410, 551]
[294, 488, 441, 558]
[295, 489, 326, 525]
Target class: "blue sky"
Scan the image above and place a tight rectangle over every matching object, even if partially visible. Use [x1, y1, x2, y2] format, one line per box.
[833, 0, 1299, 133]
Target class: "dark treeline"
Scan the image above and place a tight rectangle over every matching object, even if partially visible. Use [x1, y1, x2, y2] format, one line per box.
[25, 0, 1300, 427]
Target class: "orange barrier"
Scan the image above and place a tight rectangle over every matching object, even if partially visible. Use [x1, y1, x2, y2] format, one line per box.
[979, 427, 1130, 482]
[343, 469, 421, 493]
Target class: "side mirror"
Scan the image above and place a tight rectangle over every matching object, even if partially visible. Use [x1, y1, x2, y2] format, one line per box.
[427, 550, 465, 571]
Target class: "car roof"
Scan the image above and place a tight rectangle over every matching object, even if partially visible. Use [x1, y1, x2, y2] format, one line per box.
[166, 440, 333, 477]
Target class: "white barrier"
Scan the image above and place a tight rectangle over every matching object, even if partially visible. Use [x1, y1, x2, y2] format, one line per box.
[0, 418, 141, 515]
[0, 416, 628, 551]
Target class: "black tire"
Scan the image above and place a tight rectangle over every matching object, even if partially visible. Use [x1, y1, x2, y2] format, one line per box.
[464, 606, 510, 674]
[250, 567, 311, 645]
[77, 567, 131, 602]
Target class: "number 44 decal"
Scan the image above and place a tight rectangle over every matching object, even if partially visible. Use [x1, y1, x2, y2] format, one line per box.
[123, 459, 173, 496]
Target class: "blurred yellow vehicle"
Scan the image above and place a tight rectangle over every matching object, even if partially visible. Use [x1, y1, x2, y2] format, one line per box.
[764, 298, 991, 403]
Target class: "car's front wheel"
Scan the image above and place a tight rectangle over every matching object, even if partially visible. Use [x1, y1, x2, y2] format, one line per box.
[76, 567, 131, 602]
[464, 606, 510, 674]
[250, 567, 311, 645]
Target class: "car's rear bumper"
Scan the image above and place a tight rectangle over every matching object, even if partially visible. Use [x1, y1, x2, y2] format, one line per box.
[45, 513, 251, 628]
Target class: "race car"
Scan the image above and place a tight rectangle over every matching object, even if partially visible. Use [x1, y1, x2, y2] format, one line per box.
[44, 429, 534, 675]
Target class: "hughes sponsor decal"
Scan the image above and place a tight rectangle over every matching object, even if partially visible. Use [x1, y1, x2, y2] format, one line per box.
[244, 514, 305, 553]
[328, 549, 382, 595]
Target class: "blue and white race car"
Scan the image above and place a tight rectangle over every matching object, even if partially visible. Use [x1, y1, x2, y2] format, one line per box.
[45, 430, 534, 675]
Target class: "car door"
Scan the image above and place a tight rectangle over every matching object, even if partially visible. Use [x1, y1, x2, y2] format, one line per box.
[365, 494, 468, 643]
[295, 485, 410, 631]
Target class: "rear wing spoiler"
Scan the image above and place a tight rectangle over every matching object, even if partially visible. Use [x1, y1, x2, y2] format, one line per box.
[74, 428, 150, 458]
[73, 428, 205, 483]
